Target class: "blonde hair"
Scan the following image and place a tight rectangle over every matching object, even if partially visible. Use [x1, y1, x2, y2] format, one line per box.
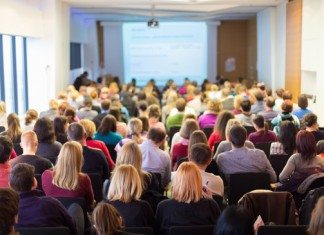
[127, 118, 143, 144]
[79, 119, 96, 138]
[172, 162, 202, 203]
[148, 104, 161, 119]
[108, 164, 142, 203]
[7, 113, 22, 141]
[207, 99, 222, 113]
[25, 109, 38, 126]
[179, 119, 199, 139]
[92, 202, 124, 235]
[308, 197, 324, 235]
[49, 99, 58, 110]
[225, 119, 242, 140]
[0, 101, 6, 113]
[116, 141, 150, 189]
[53, 141, 83, 190]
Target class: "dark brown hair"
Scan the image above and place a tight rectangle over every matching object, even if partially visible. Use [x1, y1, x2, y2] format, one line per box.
[189, 143, 212, 166]
[9, 163, 35, 192]
[298, 94, 308, 109]
[147, 127, 166, 143]
[138, 116, 149, 133]
[33, 117, 55, 144]
[229, 124, 247, 148]
[98, 114, 117, 135]
[214, 111, 235, 140]
[279, 121, 297, 155]
[176, 98, 186, 112]
[0, 188, 19, 235]
[296, 130, 316, 161]
[108, 107, 121, 122]
[303, 113, 317, 128]
[54, 116, 67, 136]
[0, 136, 13, 164]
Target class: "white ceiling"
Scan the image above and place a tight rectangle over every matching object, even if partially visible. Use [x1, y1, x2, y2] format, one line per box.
[63, 0, 285, 21]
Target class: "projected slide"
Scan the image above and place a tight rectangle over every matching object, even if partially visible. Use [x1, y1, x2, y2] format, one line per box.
[123, 22, 207, 86]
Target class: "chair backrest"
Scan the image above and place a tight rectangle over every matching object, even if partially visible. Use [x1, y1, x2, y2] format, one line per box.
[106, 144, 117, 162]
[34, 174, 43, 191]
[254, 142, 272, 157]
[16, 227, 70, 235]
[55, 197, 87, 212]
[13, 143, 23, 155]
[268, 154, 290, 180]
[299, 187, 324, 225]
[257, 225, 308, 235]
[168, 225, 214, 235]
[43, 155, 58, 165]
[243, 125, 256, 136]
[228, 173, 270, 205]
[203, 127, 214, 139]
[150, 172, 163, 193]
[168, 126, 181, 147]
[87, 173, 103, 202]
[125, 227, 154, 235]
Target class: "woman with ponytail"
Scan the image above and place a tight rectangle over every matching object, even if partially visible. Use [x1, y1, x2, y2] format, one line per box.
[22, 109, 38, 132]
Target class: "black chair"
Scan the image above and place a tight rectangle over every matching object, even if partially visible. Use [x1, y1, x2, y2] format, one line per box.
[87, 173, 103, 202]
[150, 172, 163, 193]
[257, 225, 308, 235]
[206, 159, 219, 176]
[125, 227, 154, 235]
[16, 227, 70, 235]
[254, 142, 272, 157]
[228, 173, 270, 205]
[34, 174, 43, 191]
[13, 143, 23, 155]
[102, 179, 110, 200]
[299, 187, 324, 225]
[106, 144, 117, 162]
[268, 154, 290, 180]
[168, 225, 214, 235]
[213, 194, 226, 211]
[168, 126, 181, 147]
[243, 125, 256, 136]
[203, 127, 214, 139]
[43, 155, 58, 165]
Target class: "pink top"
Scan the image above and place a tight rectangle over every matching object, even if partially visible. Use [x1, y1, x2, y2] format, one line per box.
[0, 163, 10, 188]
[171, 138, 189, 169]
[86, 139, 115, 169]
[41, 170, 94, 208]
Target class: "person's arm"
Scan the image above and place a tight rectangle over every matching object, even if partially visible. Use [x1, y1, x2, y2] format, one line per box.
[279, 155, 296, 182]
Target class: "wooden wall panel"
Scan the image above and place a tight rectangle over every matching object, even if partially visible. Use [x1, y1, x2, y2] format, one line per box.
[285, 0, 302, 102]
[97, 21, 105, 68]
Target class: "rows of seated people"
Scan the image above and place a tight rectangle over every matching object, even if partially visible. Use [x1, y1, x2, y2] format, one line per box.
[0, 75, 324, 235]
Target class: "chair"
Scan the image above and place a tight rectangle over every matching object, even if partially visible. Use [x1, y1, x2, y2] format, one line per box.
[16, 227, 70, 235]
[125, 227, 154, 235]
[34, 174, 43, 191]
[228, 173, 270, 205]
[168, 225, 214, 235]
[150, 172, 163, 193]
[168, 126, 181, 147]
[268, 154, 290, 180]
[87, 173, 103, 202]
[43, 155, 58, 165]
[254, 142, 272, 157]
[243, 125, 256, 136]
[102, 179, 110, 200]
[106, 144, 117, 162]
[257, 225, 308, 235]
[299, 187, 324, 225]
[203, 127, 214, 139]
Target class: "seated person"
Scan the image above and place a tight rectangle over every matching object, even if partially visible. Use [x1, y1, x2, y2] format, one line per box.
[235, 100, 255, 127]
[303, 113, 324, 142]
[198, 99, 222, 129]
[0, 188, 19, 235]
[217, 124, 277, 183]
[188, 143, 224, 197]
[140, 128, 171, 188]
[9, 163, 76, 233]
[0, 136, 13, 188]
[107, 164, 155, 227]
[251, 90, 265, 114]
[10, 131, 52, 174]
[76, 96, 98, 120]
[147, 104, 166, 131]
[258, 96, 279, 121]
[166, 98, 187, 131]
[270, 121, 297, 156]
[94, 114, 123, 146]
[156, 162, 220, 233]
[247, 115, 277, 145]
[53, 116, 68, 144]
[292, 94, 312, 120]
[42, 141, 95, 210]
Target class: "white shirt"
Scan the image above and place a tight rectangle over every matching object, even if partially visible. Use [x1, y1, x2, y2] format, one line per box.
[140, 139, 171, 188]
[200, 169, 224, 197]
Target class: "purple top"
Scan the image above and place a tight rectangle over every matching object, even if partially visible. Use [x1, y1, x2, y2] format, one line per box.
[247, 130, 277, 145]
[198, 113, 218, 129]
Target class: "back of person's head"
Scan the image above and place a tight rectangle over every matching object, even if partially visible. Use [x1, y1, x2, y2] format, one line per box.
[98, 114, 117, 136]
[228, 124, 247, 148]
[189, 143, 212, 166]
[49, 99, 59, 110]
[92, 202, 123, 235]
[225, 119, 242, 141]
[128, 118, 142, 136]
[188, 130, 208, 151]
[283, 90, 293, 100]
[276, 88, 285, 98]
[172, 162, 202, 203]
[147, 127, 166, 144]
[296, 130, 316, 161]
[147, 104, 161, 119]
[25, 109, 38, 126]
[79, 119, 96, 138]
[303, 113, 317, 128]
[20, 131, 38, 150]
[54, 116, 67, 135]
[108, 107, 121, 122]
[298, 94, 308, 109]
[64, 107, 76, 123]
[176, 98, 186, 112]
[101, 99, 110, 111]
[7, 113, 22, 141]
[214, 205, 254, 235]
[179, 119, 199, 139]
[0, 188, 19, 235]
[316, 140, 324, 155]
[183, 113, 197, 121]
[33, 117, 55, 144]
[214, 111, 235, 139]
[116, 141, 142, 174]
[265, 96, 275, 108]
[0, 101, 6, 113]
[254, 90, 264, 102]
[281, 100, 293, 113]
[9, 163, 35, 192]
[108, 164, 142, 203]
[0, 136, 13, 164]
[207, 99, 222, 113]
[308, 197, 324, 235]
[279, 121, 297, 155]
[252, 115, 265, 129]
[138, 100, 148, 112]
[83, 96, 93, 107]
[67, 122, 85, 141]
[240, 100, 251, 112]
[138, 116, 149, 133]
[53, 141, 83, 190]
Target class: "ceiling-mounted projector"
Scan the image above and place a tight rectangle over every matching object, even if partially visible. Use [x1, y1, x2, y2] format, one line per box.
[148, 18, 159, 28]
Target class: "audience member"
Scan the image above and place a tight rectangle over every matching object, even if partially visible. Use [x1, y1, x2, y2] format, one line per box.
[235, 100, 254, 126]
[273, 88, 285, 112]
[39, 99, 58, 120]
[68, 122, 109, 181]
[10, 163, 76, 233]
[251, 90, 265, 114]
[147, 104, 165, 131]
[94, 114, 123, 146]
[64, 107, 78, 124]
[1, 113, 22, 155]
[21, 109, 38, 132]
[54, 116, 68, 144]
[76, 96, 98, 120]
[137, 100, 148, 117]
[308, 196, 324, 235]
[303, 113, 324, 142]
[293, 94, 312, 120]
[121, 92, 137, 117]
[93, 99, 110, 129]
[187, 88, 203, 116]
[140, 128, 171, 188]
[217, 124, 276, 182]
[10, 131, 52, 174]
[0, 188, 19, 235]
[0, 136, 13, 188]
[42, 141, 95, 209]
[156, 162, 220, 233]
[198, 99, 222, 129]
[107, 164, 155, 227]
[248, 115, 277, 145]
[166, 98, 187, 130]
[270, 121, 297, 156]
[109, 107, 128, 138]
[258, 96, 278, 121]
[0, 101, 7, 130]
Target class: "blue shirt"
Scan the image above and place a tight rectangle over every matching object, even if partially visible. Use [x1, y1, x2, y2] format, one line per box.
[94, 131, 122, 146]
[293, 108, 311, 120]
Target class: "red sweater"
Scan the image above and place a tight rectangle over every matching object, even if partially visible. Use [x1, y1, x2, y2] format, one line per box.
[86, 139, 115, 169]
[41, 170, 94, 209]
[171, 143, 188, 168]
[208, 131, 224, 150]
